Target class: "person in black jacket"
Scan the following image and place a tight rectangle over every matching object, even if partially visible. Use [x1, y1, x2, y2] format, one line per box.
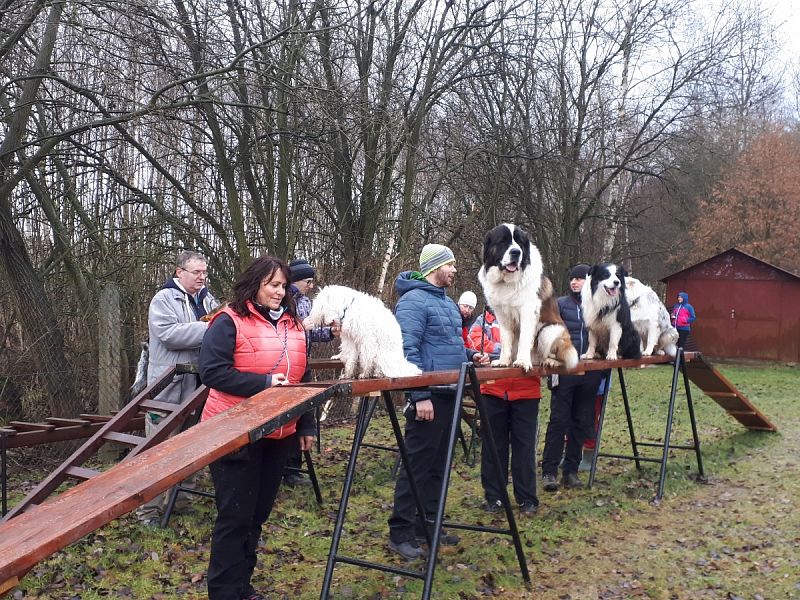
[541, 264, 608, 491]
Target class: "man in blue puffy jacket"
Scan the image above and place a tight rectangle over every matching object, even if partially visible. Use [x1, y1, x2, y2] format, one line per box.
[388, 243, 488, 560]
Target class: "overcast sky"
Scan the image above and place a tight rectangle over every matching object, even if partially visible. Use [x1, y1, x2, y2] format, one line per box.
[765, 0, 799, 64]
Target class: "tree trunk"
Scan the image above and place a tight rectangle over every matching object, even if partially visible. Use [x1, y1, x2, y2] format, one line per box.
[0, 1, 79, 416]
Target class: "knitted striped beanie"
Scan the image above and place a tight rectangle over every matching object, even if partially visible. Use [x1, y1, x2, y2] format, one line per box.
[419, 243, 455, 277]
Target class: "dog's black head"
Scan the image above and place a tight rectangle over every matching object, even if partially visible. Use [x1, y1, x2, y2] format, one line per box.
[482, 223, 531, 275]
[588, 263, 627, 299]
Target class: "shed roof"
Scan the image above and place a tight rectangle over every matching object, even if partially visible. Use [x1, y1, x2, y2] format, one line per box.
[659, 247, 800, 283]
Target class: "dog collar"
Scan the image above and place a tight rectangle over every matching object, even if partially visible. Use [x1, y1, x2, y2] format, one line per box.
[597, 299, 621, 320]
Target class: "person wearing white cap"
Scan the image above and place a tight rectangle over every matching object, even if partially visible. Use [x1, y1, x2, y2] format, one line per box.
[387, 244, 489, 561]
[457, 290, 478, 343]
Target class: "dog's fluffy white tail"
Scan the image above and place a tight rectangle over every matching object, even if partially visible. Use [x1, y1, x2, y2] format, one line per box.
[561, 346, 579, 370]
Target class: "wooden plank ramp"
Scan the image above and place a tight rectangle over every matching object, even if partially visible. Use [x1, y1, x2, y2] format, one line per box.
[684, 355, 777, 431]
[0, 385, 333, 591]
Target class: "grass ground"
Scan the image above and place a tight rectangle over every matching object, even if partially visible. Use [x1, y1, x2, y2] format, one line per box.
[5, 361, 799, 599]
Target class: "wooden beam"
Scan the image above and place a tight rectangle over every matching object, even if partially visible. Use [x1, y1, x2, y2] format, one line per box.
[328, 354, 693, 396]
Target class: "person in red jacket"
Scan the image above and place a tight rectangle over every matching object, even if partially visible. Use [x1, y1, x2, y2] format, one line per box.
[467, 306, 541, 515]
[199, 256, 313, 600]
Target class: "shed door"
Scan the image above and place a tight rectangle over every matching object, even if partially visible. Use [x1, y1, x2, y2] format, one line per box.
[718, 281, 781, 360]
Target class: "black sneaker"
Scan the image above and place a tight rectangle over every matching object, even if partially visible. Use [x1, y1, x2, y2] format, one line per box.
[241, 592, 267, 600]
[561, 472, 583, 489]
[284, 472, 312, 487]
[389, 539, 427, 560]
[483, 499, 503, 513]
[542, 474, 560, 491]
[416, 530, 460, 546]
[519, 502, 538, 515]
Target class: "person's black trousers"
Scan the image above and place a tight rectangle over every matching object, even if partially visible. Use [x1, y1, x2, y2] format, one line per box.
[207, 435, 295, 600]
[677, 329, 690, 348]
[388, 392, 456, 543]
[541, 372, 605, 477]
[480, 394, 540, 507]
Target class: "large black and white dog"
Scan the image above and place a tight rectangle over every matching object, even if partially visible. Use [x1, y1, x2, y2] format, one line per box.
[581, 263, 642, 361]
[478, 224, 578, 371]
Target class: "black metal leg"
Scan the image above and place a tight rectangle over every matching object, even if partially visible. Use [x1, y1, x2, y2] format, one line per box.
[656, 350, 684, 502]
[321, 396, 374, 599]
[588, 372, 613, 489]
[618, 368, 642, 471]
[316, 404, 322, 455]
[419, 371, 468, 599]
[383, 392, 431, 548]
[467, 365, 531, 587]
[304, 450, 324, 505]
[681, 356, 705, 478]
[160, 486, 180, 528]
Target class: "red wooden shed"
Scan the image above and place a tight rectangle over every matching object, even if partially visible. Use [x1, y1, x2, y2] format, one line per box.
[660, 248, 800, 362]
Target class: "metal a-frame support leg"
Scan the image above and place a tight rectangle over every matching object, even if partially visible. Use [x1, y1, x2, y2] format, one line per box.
[654, 349, 704, 501]
[464, 364, 531, 590]
[321, 363, 531, 599]
[588, 372, 613, 488]
[321, 393, 431, 598]
[588, 352, 705, 502]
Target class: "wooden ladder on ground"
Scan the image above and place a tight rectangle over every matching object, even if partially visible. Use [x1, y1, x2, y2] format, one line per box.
[2, 364, 208, 522]
[684, 355, 776, 431]
[0, 384, 336, 595]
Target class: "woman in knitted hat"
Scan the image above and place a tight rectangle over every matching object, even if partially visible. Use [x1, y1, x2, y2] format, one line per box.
[457, 290, 478, 342]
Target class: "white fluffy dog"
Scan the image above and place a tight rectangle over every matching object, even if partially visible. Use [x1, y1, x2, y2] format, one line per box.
[625, 276, 679, 357]
[478, 223, 578, 371]
[305, 285, 421, 379]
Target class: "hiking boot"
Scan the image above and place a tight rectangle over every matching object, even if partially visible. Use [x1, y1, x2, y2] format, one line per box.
[241, 592, 267, 600]
[483, 499, 503, 513]
[520, 502, 539, 515]
[561, 472, 584, 489]
[542, 474, 560, 491]
[416, 530, 460, 546]
[389, 539, 427, 560]
[283, 472, 312, 487]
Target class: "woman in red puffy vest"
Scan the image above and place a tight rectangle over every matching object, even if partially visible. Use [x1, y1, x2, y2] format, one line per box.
[198, 256, 311, 600]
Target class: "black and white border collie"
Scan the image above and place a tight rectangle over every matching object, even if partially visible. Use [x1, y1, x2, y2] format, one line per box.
[581, 263, 642, 361]
[478, 224, 578, 371]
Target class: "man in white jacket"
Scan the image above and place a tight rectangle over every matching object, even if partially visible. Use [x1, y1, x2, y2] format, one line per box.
[137, 250, 219, 525]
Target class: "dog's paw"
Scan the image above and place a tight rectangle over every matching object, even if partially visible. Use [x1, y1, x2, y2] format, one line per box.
[580, 351, 596, 360]
[542, 358, 559, 368]
[513, 358, 533, 372]
[605, 351, 618, 360]
[655, 349, 665, 356]
[491, 359, 510, 368]
[330, 353, 341, 361]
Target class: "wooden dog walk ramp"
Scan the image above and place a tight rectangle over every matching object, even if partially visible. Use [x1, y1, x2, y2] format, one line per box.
[684, 355, 776, 431]
[0, 384, 335, 594]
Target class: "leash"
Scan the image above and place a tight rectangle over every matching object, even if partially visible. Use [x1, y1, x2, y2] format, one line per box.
[339, 298, 356, 324]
